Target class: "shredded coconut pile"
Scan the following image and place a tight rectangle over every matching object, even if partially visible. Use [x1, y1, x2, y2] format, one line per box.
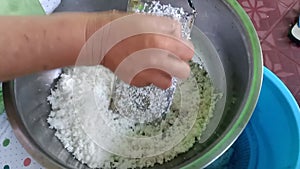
[47, 1, 221, 169]
[47, 63, 220, 168]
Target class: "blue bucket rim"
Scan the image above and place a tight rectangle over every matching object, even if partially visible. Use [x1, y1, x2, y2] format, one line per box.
[262, 67, 300, 168]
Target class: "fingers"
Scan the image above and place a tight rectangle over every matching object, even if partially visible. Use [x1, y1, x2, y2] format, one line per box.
[82, 12, 185, 67]
[131, 69, 172, 89]
[113, 48, 190, 90]
[145, 69, 172, 89]
[158, 36, 194, 62]
[149, 15, 182, 37]
[106, 34, 193, 89]
[127, 14, 183, 37]
[148, 53, 191, 79]
[82, 11, 195, 89]
[103, 33, 194, 71]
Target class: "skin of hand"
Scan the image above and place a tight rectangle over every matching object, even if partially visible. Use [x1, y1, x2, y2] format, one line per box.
[0, 11, 194, 89]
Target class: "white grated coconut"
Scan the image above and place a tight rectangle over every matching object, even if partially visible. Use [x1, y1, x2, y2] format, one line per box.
[47, 62, 219, 168]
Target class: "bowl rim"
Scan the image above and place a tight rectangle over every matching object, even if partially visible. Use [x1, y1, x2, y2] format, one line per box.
[249, 67, 300, 169]
[3, 82, 65, 169]
[182, 0, 263, 168]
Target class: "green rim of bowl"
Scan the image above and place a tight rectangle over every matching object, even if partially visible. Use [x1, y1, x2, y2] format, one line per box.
[182, 0, 263, 168]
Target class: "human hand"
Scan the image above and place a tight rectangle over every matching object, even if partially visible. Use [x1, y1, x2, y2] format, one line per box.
[79, 11, 194, 89]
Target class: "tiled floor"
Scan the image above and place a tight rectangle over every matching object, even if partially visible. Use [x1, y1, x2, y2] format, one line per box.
[238, 0, 300, 104]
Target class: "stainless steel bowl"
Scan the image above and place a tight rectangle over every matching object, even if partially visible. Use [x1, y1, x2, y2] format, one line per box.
[3, 0, 263, 168]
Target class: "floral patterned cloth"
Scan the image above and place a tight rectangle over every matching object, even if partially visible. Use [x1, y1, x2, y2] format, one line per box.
[0, 113, 43, 169]
[238, 0, 300, 104]
[39, 0, 61, 14]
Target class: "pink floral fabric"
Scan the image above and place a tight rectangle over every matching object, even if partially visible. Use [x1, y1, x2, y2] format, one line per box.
[238, 0, 300, 103]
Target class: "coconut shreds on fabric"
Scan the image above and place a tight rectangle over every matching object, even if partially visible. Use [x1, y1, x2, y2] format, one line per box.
[47, 1, 221, 169]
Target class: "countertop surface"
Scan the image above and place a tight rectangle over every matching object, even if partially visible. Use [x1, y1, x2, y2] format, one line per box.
[238, 0, 300, 104]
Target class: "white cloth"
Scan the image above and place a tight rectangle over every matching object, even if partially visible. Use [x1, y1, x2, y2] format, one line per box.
[0, 113, 42, 169]
[39, 0, 61, 14]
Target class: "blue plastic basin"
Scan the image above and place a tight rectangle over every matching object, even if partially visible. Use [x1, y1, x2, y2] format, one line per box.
[207, 67, 300, 169]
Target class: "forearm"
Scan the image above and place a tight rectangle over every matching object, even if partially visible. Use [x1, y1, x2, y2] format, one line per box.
[0, 12, 119, 81]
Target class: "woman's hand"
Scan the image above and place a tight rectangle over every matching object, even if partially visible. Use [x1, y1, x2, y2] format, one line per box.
[0, 11, 194, 89]
[82, 11, 194, 89]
